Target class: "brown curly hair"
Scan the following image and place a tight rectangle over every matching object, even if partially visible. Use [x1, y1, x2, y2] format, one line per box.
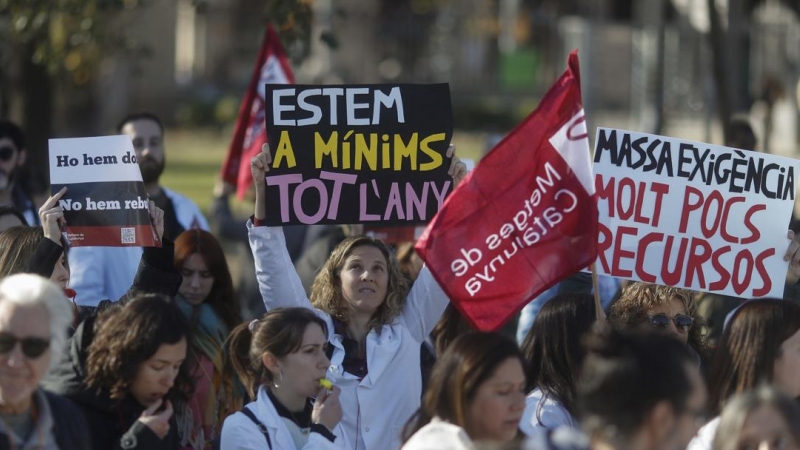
[608, 282, 709, 359]
[310, 236, 408, 331]
[85, 294, 194, 404]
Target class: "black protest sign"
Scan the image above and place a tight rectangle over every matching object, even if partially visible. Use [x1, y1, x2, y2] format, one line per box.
[263, 84, 453, 225]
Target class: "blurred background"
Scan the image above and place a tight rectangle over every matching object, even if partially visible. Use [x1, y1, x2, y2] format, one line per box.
[1, 0, 799, 231]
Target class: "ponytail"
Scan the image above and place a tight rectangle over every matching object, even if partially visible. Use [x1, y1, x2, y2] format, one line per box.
[221, 321, 266, 399]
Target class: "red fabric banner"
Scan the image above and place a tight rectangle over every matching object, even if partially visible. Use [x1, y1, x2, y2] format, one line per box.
[221, 24, 295, 199]
[415, 51, 597, 331]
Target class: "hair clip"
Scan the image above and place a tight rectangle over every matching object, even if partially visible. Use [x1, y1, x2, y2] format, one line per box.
[248, 319, 259, 333]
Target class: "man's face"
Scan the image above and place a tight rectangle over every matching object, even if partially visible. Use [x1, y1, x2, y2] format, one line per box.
[121, 118, 164, 184]
[0, 138, 25, 192]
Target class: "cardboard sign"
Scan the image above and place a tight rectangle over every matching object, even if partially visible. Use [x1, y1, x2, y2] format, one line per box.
[262, 84, 454, 226]
[49, 136, 158, 247]
[594, 128, 798, 298]
[415, 52, 597, 331]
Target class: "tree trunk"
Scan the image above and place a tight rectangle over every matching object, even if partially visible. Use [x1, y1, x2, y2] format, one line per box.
[707, 0, 732, 140]
[21, 40, 53, 197]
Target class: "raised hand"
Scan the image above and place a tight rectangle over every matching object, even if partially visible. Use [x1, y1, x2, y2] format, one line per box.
[148, 200, 165, 243]
[446, 144, 468, 187]
[251, 144, 273, 221]
[39, 187, 67, 246]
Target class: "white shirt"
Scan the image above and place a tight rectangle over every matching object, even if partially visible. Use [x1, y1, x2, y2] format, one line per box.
[249, 224, 450, 450]
[69, 187, 208, 306]
[401, 418, 474, 450]
[220, 386, 344, 450]
[520, 388, 578, 436]
[687, 416, 719, 450]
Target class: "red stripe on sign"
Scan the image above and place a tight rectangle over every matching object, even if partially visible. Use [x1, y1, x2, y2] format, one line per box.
[64, 225, 159, 248]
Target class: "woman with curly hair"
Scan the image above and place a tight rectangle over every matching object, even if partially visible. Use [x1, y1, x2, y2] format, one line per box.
[45, 294, 193, 449]
[608, 282, 710, 364]
[248, 144, 467, 449]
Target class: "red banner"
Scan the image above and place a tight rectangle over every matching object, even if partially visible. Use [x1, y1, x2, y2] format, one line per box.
[415, 51, 597, 331]
[221, 24, 295, 199]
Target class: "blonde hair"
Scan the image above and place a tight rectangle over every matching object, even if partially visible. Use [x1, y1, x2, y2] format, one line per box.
[310, 236, 408, 331]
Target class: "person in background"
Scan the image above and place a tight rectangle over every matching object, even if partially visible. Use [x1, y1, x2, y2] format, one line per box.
[249, 143, 466, 449]
[0, 120, 39, 225]
[689, 299, 800, 450]
[173, 228, 242, 449]
[45, 294, 193, 449]
[401, 332, 526, 449]
[576, 325, 707, 450]
[608, 282, 710, 365]
[712, 386, 800, 450]
[219, 308, 344, 449]
[0, 205, 27, 231]
[520, 293, 596, 435]
[68, 112, 209, 306]
[0, 274, 90, 448]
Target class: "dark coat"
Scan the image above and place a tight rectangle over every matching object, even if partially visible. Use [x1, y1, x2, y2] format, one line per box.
[0, 390, 92, 450]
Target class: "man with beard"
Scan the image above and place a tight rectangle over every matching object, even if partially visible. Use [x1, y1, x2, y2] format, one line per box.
[68, 113, 209, 305]
[0, 120, 39, 225]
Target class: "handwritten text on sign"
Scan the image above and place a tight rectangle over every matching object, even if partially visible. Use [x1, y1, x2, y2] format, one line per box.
[593, 128, 797, 298]
[263, 84, 453, 226]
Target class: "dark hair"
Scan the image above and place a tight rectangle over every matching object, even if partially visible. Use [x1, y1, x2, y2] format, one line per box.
[174, 229, 240, 330]
[521, 293, 596, 417]
[221, 308, 328, 399]
[713, 385, 800, 450]
[0, 120, 25, 150]
[726, 116, 757, 151]
[85, 294, 193, 403]
[0, 226, 68, 278]
[577, 324, 695, 439]
[609, 282, 710, 359]
[116, 112, 164, 135]
[431, 304, 474, 356]
[0, 206, 27, 227]
[707, 299, 800, 415]
[403, 332, 526, 441]
[310, 236, 408, 330]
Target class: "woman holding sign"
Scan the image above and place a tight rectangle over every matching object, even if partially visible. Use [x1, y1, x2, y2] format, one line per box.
[248, 143, 466, 450]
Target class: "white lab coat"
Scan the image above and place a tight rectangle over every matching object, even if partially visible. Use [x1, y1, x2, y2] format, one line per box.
[69, 187, 209, 306]
[249, 224, 450, 450]
[220, 386, 344, 450]
[401, 418, 474, 450]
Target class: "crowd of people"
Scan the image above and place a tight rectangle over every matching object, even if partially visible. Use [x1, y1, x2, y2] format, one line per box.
[0, 113, 798, 450]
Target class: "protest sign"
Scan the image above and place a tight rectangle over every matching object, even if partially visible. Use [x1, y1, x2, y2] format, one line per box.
[222, 24, 294, 200]
[261, 83, 454, 226]
[594, 128, 798, 298]
[415, 52, 597, 331]
[49, 136, 158, 247]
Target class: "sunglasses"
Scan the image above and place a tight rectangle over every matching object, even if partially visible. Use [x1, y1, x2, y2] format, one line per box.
[0, 146, 16, 162]
[648, 314, 694, 333]
[0, 332, 50, 358]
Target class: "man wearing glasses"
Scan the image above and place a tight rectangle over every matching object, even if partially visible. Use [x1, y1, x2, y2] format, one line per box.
[0, 120, 39, 226]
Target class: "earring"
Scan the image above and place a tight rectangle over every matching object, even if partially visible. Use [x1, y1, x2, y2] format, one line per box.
[273, 370, 283, 389]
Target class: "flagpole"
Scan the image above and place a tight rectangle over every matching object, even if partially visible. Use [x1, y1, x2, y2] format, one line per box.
[591, 263, 606, 321]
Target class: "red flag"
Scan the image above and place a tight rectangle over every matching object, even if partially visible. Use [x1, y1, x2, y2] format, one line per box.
[221, 24, 295, 199]
[415, 51, 597, 331]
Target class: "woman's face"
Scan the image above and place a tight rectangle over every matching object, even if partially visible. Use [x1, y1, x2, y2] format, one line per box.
[774, 328, 800, 398]
[736, 405, 799, 450]
[338, 245, 389, 317]
[466, 357, 526, 444]
[50, 251, 69, 290]
[179, 253, 214, 305]
[129, 337, 187, 407]
[0, 302, 51, 412]
[645, 297, 690, 345]
[270, 323, 329, 399]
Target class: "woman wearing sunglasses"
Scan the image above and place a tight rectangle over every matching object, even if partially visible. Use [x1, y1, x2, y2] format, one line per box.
[608, 282, 710, 364]
[688, 299, 800, 450]
[0, 274, 90, 448]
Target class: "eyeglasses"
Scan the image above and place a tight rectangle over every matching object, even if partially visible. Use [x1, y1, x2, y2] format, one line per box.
[648, 314, 694, 333]
[0, 146, 16, 162]
[0, 332, 50, 358]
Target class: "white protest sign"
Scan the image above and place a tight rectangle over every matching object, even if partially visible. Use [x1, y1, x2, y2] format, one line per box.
[593, 128, 798, 298]
[49, 136, 158, 247]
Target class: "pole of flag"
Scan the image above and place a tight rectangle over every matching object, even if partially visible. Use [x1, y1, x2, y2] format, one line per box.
[591, 263, 606, 321]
